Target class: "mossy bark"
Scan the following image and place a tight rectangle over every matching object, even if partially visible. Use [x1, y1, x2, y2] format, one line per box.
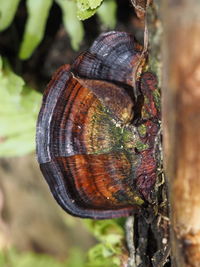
[125, 2, 170, 266]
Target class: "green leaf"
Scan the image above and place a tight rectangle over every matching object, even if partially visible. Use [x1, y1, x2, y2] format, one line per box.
[19, 0, 53, 60]
[77, 7, 97, 20]
[88, 0, 104, 9]
[0, 131, 36, 157]
[56, 0, 84, 50]
[76, 0, 104, 20]
[0, 58, 42, 157]
[84, 219, 124, 257]
[86, 244, 120, 267]
[77, 0, 90, 11]
[77, 0, 103, 11]
[84, 219, 124, 241]
[97, 0, 117, 29]
[0, 0, 21, 31]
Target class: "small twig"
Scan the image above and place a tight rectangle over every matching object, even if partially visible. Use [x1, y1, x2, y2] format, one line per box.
[125, 216, 137, 267]
[153, 126, 162, 156]
[132, 1, 149, 98]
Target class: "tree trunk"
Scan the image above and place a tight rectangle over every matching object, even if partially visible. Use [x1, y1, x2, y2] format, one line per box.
[162, 1, 200, 266]
[126, 2, 170, 266]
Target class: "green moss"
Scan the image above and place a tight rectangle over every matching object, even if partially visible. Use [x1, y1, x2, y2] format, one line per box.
[135, 140, 149, 151]
[137, 124, 147, 137]
[152, 89, 161, 113]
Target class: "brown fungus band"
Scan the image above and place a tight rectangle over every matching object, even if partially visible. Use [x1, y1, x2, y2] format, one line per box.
[36, 31, 160, 219]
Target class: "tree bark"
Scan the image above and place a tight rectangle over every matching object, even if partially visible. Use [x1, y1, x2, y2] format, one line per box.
[162, 1, 200, 266]
[125, 2, 170, 266]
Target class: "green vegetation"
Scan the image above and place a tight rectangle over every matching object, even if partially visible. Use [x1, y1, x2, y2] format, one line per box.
[84, 219, 125, 267]
[0, 0, 116, 57]
[0, 248, 84, 267]
[0, 219, 125, 267]
[0, 57, 41, 157]
[0, 0, 117, 157]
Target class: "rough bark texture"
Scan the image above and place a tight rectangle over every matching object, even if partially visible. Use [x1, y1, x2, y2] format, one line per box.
[162, 1, 200, 266]
[125, 2, 170, 266]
